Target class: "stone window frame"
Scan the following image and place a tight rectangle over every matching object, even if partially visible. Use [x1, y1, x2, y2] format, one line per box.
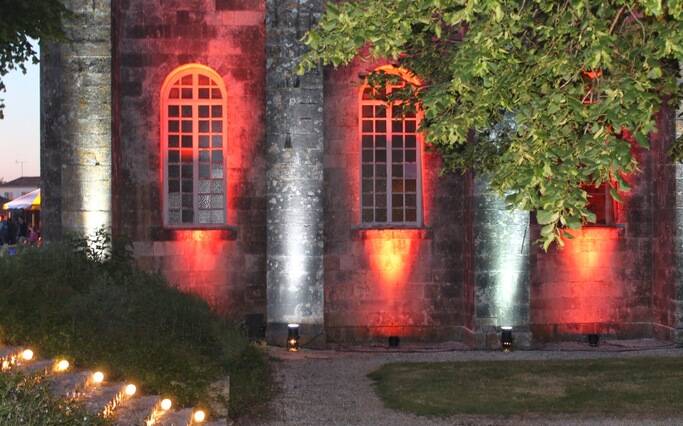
[359, 65, 424, 227]
[160, 63, 229, 229]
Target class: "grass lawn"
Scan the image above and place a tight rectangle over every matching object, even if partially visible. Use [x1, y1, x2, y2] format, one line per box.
[368, 357, 683, 418]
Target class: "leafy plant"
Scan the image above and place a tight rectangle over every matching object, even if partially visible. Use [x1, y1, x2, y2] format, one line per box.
[0, 372, 108, 425]
[0, 0, 70, 119]
[0, 236, 272, 417]
[300, 0, 683, 249]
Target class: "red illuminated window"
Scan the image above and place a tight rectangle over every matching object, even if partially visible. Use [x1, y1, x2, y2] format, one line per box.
[360, 66, 423, 226]
[585, 183, 619, 225]
[161, 64, 228, 227]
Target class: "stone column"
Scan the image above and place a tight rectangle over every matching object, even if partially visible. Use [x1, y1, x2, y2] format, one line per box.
[472, 177, 531, 348]
[265, 0, 325, 346]
[41, 0, 112, 240]
[674, 87, 683, 345]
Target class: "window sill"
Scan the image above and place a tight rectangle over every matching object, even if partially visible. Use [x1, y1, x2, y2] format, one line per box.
[350, 225, 432, 240]
[151, 225, 238, 241]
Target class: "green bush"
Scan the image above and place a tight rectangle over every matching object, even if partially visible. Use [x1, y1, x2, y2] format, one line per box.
[0, 233, 271, 417]
[0, 372, 108, 425]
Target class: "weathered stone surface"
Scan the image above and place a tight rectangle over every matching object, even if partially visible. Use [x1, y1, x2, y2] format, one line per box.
[113, 0, 267, 319]
[207, 377, 230, 419]
[471, 177, 530, 348]
[40, 0, 682, 346]
[265, 0, 325, 345]
[41, 0, 113, 239]
[322, 55, 469, 344]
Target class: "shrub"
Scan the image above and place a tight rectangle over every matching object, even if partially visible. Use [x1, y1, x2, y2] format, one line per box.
[0, 233, 271, 417]
[0, 372, 107, 425]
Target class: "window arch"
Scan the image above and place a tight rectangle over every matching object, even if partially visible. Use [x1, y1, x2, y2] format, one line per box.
[161, 64, 228, 227]
[360, 66, 423, 226]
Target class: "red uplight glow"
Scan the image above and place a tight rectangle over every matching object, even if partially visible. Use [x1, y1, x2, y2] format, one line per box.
[364, 230, 420, 286]
[533, 227, 623, 328]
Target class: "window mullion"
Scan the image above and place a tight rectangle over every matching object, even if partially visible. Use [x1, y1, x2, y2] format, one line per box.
[387, 99, 393, 224]
[162, 96, 168, 227]
[193, 74, 199, 225]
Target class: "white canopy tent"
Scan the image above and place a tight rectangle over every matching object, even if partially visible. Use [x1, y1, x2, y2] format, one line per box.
[2, 189, 40, 211]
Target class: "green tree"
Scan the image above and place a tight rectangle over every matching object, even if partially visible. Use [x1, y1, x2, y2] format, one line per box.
[299, 0, 683, 249]
[0, 0, 69, 119]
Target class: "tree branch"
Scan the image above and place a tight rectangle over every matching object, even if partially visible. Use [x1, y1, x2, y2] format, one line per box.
[609, 6, 626, 35]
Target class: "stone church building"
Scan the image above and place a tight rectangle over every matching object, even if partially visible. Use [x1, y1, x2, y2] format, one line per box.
[40, 0, 683, 348]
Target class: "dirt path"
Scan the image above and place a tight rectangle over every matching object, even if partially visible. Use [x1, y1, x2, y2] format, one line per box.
[237, 341, 683, 426]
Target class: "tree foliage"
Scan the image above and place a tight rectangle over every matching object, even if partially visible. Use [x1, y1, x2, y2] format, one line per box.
[0, 0, 69, 119]
[299, 0, 683, 249]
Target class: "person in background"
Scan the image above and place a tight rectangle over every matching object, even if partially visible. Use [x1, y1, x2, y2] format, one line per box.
[28, 226, 39, 246]
[17, 217, 29, 244]
[6, 217, 17, 246]
[0, 216, 7, 246]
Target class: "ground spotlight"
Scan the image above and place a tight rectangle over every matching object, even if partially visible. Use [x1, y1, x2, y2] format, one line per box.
[501, 326, 513, 352]
[388, 336, 400, 348]
[287, 324, 300, 352]
[587, 333, 600, 347]
[21, 349, 34, 362]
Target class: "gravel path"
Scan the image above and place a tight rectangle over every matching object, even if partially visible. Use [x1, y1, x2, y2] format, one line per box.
[237, 340, 683, 426]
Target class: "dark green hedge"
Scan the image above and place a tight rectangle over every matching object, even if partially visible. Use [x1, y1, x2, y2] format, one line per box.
[0, 235, 271, 417]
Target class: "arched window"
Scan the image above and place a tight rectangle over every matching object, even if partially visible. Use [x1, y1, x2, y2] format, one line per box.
[360, 66, 423, 226]
[161, 64, 228, 227]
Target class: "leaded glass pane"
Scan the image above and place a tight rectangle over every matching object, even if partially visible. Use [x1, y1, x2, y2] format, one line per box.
[212, 164, 223, 179]
[199, 194, 210, 209]
[211, 210, 225, 224]
[169, 210, 181, 224]
[198, 210, 211, 224]
[211, 180, 224, 194]
[210, 195, 224, 209]
[169, 193, 181, 209]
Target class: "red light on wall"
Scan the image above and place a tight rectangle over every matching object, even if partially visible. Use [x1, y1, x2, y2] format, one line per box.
[363, 230, 420, 287]
[536, 227, 622, 326]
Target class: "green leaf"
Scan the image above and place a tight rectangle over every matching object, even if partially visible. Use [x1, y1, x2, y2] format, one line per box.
[536, 210, 559, 225]
[609, 188, 623, 203]
[647, 66, 663, 79]
[566, 218, 582, 230]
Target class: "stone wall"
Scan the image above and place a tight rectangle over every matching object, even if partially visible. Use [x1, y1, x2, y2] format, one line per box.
[41, 0, 112, 240]
[472, 178, 531, 348]
[265, 0, 326, 345]
[652, 101, 677, 341]
[530, 147, 655, 340]
[323, 59, 469, 343]
[113, 0, 267, 317]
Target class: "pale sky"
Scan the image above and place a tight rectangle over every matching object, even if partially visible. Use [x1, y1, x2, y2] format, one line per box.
[0, 43, 40, 182]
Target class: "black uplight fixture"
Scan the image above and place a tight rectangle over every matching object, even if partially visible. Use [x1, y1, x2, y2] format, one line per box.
[587, 333, 600, 347]
[388, 336, 400, 348]
[287, 324, 300, 352]
[501, 326, 513, 352]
